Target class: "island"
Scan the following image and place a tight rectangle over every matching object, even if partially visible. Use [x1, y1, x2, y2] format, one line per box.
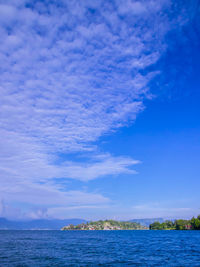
[61, 220, 148, 230]
[149, 215, 200, 230]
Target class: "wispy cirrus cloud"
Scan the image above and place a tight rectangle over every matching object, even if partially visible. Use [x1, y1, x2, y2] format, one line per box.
[0, 0, 190, 217]
[0, 0, 171, 151]
[0, 134, 139, 182]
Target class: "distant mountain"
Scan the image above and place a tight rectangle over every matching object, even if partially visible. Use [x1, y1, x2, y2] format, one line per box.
[129, 218, 164, 227]
[0, 217, 86, 230]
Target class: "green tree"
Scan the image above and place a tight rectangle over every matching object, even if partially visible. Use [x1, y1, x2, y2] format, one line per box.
[175, 220, 189, 230]
[165, 220, 174, 229]
[191, 217, 200, 230]
[149, 221, 162, 230]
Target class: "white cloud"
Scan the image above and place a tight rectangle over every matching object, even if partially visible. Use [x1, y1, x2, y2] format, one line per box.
[0, 1, 170, 152]
[0, 131, 140, 182]
[1, 184, 109, 206]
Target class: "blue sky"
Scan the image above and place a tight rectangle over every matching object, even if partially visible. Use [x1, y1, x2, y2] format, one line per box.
[0, 0, 199, 220]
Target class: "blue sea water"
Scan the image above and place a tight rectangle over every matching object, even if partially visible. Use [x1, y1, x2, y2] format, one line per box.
[0, 230, 200, 266]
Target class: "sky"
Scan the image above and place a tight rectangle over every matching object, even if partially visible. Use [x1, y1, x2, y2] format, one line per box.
[0, 0, 200, 220]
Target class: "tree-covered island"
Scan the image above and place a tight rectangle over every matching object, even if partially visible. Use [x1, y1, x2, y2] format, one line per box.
[61, 216, 200, 231]
[150, 215, 200, 230]
[61, 220, 147, 230]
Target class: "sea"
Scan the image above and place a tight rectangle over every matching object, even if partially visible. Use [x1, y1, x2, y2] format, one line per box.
[0, 230, 200, 266]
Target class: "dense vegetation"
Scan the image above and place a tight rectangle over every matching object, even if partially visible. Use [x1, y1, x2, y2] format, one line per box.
[150, 215, 200, 230]
[62, 220, 147, 230]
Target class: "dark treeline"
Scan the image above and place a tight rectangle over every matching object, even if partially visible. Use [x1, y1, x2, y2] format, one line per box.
[150, 215, 200, 230]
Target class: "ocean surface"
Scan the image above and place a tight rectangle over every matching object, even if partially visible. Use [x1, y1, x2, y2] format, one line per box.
[0, 230, 200, 266]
